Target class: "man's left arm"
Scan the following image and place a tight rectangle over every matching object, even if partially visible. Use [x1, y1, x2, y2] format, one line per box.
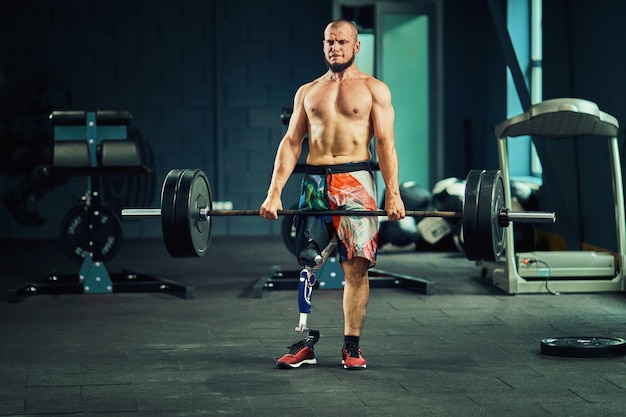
[370, 79, 405, 221]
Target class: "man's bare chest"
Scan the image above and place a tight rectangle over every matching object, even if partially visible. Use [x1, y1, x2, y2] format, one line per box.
[304, 83, 372, 120]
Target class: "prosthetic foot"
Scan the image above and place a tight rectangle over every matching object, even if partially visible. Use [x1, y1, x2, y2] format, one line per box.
[276, 330, 320, 369]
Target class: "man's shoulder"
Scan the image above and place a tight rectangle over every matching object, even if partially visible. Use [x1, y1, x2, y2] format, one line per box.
[293, 80, 318, 99]
[363, 74, 387, 87]
[351, 72, 389, 92]
[364, 76, 391, 96]
[296, 76, 331, 97]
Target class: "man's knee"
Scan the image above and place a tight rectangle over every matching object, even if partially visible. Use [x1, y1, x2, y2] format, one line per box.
[342, 257, 370, 282]
[294, 215, 333, 267]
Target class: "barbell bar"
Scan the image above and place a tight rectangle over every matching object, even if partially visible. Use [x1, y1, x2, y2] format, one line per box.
[121, 168, 556, 261]
[122, 208, 461, 218]
[122, 208, 551, 223]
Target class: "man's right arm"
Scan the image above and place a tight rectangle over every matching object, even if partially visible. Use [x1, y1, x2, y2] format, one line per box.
[260, 84, 309, 220]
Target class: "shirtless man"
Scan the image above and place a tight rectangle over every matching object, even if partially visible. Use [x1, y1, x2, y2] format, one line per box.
[260, 19, 405, 370]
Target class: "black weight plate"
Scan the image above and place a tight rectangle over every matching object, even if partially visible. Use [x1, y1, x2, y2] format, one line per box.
[161, 169, 184, 257]
[461, 170, 484, 261]
[60, 204, 123, 264]
[491, 171, 506, 259]
[476, 170, 505, 262]
[541, 337, 626, 358]
[189, 169, 212, 257]
[174, 169, 212, 257]
[173, 169, 195, 257]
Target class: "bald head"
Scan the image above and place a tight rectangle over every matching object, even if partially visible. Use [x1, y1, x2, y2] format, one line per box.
[324, 19, 358, 42]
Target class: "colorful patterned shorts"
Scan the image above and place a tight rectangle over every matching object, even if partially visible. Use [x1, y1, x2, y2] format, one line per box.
[298, 162, 378, 267]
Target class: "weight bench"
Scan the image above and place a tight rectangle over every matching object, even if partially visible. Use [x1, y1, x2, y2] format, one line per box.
[8, 110, 193, 302]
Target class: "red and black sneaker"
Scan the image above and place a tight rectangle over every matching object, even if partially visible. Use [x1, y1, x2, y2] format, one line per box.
[342, 342, 367, 370]
[276, 330, 319, 369]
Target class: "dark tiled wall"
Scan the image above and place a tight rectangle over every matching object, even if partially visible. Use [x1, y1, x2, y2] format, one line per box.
[0, 0, 331, 239]
[5, 0, 623, 251]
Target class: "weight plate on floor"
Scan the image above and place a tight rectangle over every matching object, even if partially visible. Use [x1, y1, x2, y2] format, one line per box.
[60, 204, 123, 263]
[461, 170, 484, 261]
[476, 170, 505, 262]
[161, 169, 184, 257]
[174, 169, 212, 257]
[541, 337, 626, 358]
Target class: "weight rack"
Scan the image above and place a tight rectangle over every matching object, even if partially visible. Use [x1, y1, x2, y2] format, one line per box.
[8, 110, 194, 303]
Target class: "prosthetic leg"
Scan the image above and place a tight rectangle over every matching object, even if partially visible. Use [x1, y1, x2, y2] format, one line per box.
[295, 239, 338, 332]
[275, 240, 337, 368]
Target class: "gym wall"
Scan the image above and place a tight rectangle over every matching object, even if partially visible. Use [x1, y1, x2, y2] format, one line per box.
[0, 0, 332, 240]
[0, 0, 504, 241]
[2, 0, 622, 245]
[540, 0, 626, 253]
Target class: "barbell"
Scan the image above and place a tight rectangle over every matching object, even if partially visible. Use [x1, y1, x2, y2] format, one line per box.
[121, 168, 556, 261]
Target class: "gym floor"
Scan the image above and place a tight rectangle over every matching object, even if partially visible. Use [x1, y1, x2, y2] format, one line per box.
[2, 237, 626, 416]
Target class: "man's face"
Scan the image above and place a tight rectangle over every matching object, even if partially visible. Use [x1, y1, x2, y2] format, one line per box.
[323, 24, 360, 73]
